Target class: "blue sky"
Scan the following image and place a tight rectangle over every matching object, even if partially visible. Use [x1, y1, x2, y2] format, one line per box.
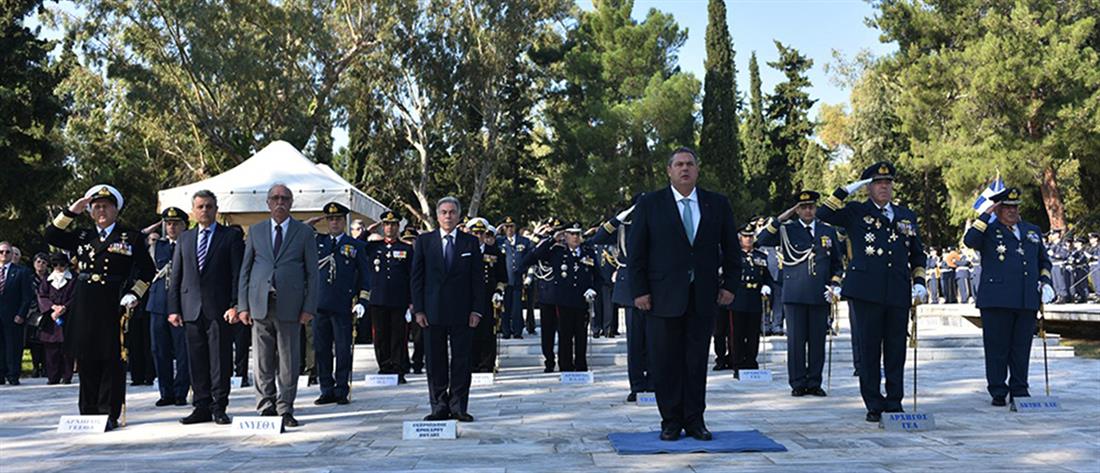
[30, 0, 895, 152]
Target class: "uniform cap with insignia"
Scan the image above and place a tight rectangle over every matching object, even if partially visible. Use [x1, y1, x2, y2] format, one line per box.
[466, 218, 489, 233]
[739, 222, 756, 236]
[84, 184, 124, 211]
[860, 161, 896, 181]
[795, 190, 820, 205]
[500, 216, 516, 226]
[564, 221, 583, 233]
[990, 187, 1022, 205]
[323, 202, 350, 217]
[400, 226, 418, 241]
[380, 209, 402, 223]
[161, 206, 189, 224]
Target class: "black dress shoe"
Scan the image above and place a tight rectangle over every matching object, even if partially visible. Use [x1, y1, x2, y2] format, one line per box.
[398, 375, 408, 384]
[866, 411, 882, 423]
[807, 387, 828, 397]
[8, 378, 20, 386]
[853, 370, 860, 377]
[884, 407, 904, 413]
[336, 396, 350, 405]
[685, 426, 713, 441]
[240, 379, 251, 388]
[155, 398, 176, 407]
[261, 407, 278, 417]
[423, 412, 450, 421]
[61, 378, 72, 385]
[413, 367, 423, 375]
[544, 365, 555, 373]
[175, 399, 189, 406]
[593, 331, 601, 339]
[452, 412, 474, 422]
[105, 418, 120, 431]
[712, 363, 725, 371]
[0, 378, 7, 385]
[733, 370, 740, 380]
[502, 334, 512, 339]
[991, 396, 1007, 407]
[315, 394, 339, 405]
[282, 414, 299, 427]
[213, 412, 231, 425]
[627, 392, 637, 402]
[791, 387, 807, 397]
[307, 376, 318, 386]
[659, 427, 681, 441]
[180, 409, 213, 424]
[514, 334, 524, 339]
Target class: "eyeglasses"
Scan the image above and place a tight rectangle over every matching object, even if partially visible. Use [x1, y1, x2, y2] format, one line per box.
[0, 250, 10, 254]
[268, 195, 292, 202]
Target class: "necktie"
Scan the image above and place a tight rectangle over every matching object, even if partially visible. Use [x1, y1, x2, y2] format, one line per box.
[0, 266, 6, 294]
[274, 223, 284, 256]
[444, 234, 455, 270]
[99, 229, 108, 241]
[197, 229, 210, 271]
[681, 198, 695, 245]
[805, 225, 814, 239]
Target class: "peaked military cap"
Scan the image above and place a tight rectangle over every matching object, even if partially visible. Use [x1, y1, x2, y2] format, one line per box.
[860, 161, 896, 181]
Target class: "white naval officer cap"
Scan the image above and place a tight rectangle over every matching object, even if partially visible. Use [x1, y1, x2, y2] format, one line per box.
[84, 184, 124, 212]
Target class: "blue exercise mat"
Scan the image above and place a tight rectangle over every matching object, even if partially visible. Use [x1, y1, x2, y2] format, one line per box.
[607, 429, 787, 455]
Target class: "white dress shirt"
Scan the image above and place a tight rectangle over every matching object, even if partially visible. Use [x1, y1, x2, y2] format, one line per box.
[671, 185, 700, 237]
[95, 222, 117, 240]
[874, 203, 894, 222]
[197, 222, 217, 253]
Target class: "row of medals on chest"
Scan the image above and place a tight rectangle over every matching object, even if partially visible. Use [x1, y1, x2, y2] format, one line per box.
[994, 230, 1025, 261]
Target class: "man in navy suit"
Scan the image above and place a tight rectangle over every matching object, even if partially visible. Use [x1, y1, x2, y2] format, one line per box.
[0, 241, 34, 385]
[628, 147, 740, 441]
[963, 187, 1055, 407]
[168, 190, 244, 425]
[411, 196, 487, 422]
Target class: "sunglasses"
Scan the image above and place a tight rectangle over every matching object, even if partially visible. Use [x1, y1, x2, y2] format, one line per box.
[0, 250, 10, 254]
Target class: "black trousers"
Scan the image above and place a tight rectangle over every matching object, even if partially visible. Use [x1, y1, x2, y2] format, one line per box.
[713, 310, 730, 366]
[231, 322, 250, 378]
[185, 313, 234, 413]
[472, 310, 497, 373]
[980, 309, 1037, 398]
[77, 357, 125, 421]
[556, 305, 588, 372]
[127, 313, 155, 384]
[424, 323, 473, 416]
[539, 304, 558, 368]
[850, 299, 908, 413]
[355, 312, 374, 344]
[646, 288, 712, 431]
[313, 309, 353, 398]
[43, 342, 73, 383]
[848, 300, 861, 375]
[407, 322, 423, 372]
[728, 310, 762, 370]
[624, 307, 651, 393]
[371, 305, 407, 374]
[525, 286, 537, 334]
[786, 303, 828, 390]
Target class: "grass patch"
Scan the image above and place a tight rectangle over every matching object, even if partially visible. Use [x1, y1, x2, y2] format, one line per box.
[1060, 339, 1100, 359]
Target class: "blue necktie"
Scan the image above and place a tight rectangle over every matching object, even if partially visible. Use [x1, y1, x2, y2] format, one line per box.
[197, 229, 210, 271]
[681, 198, 695, 245]
[444, 234, 455, 270]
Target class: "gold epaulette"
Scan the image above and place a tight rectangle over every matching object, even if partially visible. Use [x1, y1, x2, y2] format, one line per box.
[359, 290, 371, 300]
[972, 220, 988, 232]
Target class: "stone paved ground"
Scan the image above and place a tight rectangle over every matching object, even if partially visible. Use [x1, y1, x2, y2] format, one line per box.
[1, 324, 1098, 472]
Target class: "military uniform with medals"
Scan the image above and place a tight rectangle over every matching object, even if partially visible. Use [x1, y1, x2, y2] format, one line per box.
[364, 210, 416, 377]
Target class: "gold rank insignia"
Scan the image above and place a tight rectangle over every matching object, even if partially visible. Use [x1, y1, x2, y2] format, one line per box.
[878, 164, 889, 175]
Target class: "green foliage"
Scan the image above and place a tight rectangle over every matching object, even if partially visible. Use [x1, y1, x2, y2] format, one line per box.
[764, 41, 816, 215]
[699, 0, 743, 217]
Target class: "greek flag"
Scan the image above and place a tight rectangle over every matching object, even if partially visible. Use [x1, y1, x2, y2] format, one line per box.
[973, 176, 1005, 222]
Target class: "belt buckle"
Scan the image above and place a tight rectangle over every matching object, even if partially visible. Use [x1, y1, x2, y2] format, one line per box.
[91, 274, 102, 283]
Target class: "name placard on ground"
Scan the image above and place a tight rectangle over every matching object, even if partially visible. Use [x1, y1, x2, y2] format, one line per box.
[739, 369, 773, 383]
[471, 373, 495, 386]
[402, 420, 457, 440]
[560, 371, 594, 385]
[1013, 396, 1062, 413]
[57, 415, 108, 434]
[232, 416, 284, 435]
[881, 412, 936, 432]
[365, 374, 399, 387]
[636, 392, 657, 406]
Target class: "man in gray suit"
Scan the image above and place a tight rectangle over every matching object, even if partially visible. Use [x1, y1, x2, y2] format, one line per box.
[238, 183, 320, 428]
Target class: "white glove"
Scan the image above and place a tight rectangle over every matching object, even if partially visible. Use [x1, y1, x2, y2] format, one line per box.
[760, 285, 771, 297]
[492, 292, 504, 304]
[404, 309, 413, 323]
[120, 294, 139, 309]
[584, 289, 597, 302]
[352, 304, 366, 319]
[1041, 283, 1055, 304]
[616, 205, 636, 222]
[911, 284, 928, 303]
[844, 178, 873, 195]
[823, 285, 841, 303]
[523, 275, 533, 286]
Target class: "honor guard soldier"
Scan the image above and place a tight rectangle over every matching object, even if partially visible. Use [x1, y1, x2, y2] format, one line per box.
[523, 220, 598, 373]
[364, 210, 416, 380]
[963, 187, 1055, 407]
[719, 223, 773, 375]
[468, 218, 507, 372]
[1046, 231, 1070, 302]
[45, 185, 155, 431]
[496, 216, 532, 339]
[757, 191, 843, 396]
[1067, 237, 1090, 303]
[147, 207, 191, 407]
[312, 202, 370, 403]
[589, 198, 652, 401]
[818, 162, 927, 423]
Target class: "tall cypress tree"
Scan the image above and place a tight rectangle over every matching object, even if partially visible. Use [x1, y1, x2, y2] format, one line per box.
[699, 0, 742, 210]
[765, 41, 815, 215]
[740, 51, 771, 217]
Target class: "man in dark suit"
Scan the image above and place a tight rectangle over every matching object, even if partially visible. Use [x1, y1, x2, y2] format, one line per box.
[628, 147, 740, 441]
[0, 241, 34, 385]
[817, 161, 927, 423]
[168, 190, 244, 425]
[411, 196, 487, 422]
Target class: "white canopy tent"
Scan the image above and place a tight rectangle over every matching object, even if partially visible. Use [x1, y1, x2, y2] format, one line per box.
[157, 140, 389, 229]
